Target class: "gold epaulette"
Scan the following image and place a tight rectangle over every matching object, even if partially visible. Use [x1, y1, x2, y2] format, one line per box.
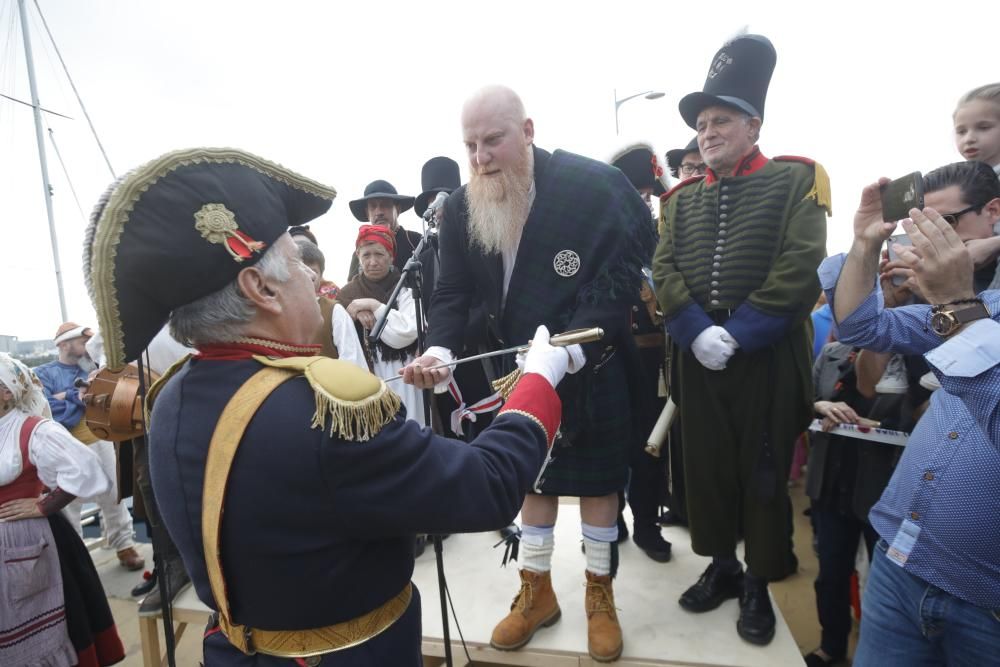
[252, 355, 400, 442]
[773, 155, 833, 217]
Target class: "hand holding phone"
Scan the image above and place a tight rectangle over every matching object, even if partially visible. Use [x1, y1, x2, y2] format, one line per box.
[880, 171, 924, 222]
[885, 234, 914, 286]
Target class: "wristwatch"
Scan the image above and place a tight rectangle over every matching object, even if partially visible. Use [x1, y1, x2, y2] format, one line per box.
[929, 300, 991, 337]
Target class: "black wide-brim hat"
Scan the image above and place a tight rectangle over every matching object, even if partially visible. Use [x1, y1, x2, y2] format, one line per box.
[678, 34, 776, 129]
[609, 143, 668, 194]
[414, 157, 461, 217]
[84, 147, 336, 369]
[348, 180, 414, 221]
[666, 137, 700, 171]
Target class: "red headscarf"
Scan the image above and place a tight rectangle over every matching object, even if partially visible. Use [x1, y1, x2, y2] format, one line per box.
[355, 224, 396, 258]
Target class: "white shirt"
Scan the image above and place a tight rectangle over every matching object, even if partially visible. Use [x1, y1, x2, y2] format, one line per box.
[0, 409, 110, 497]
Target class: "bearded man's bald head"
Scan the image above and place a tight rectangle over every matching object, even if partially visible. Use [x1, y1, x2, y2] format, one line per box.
[461, 85, 528, 128]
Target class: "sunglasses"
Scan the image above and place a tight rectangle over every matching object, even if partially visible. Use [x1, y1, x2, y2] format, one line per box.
[939, 204, 981, 226]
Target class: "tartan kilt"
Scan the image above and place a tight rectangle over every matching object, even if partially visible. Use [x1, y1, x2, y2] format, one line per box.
[535, 350, 631, 497]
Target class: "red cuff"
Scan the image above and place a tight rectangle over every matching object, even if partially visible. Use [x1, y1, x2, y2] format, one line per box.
[498, 373, 562, 447]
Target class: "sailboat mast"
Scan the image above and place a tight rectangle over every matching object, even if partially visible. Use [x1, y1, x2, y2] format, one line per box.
[18, 0, 68, 322]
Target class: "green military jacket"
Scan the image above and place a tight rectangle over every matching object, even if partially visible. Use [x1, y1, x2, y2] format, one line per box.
[653, 147, 829, 353]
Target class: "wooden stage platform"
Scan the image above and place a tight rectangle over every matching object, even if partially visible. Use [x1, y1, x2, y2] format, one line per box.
[413, 506, 802, 666]
[133, 505, 802, 666]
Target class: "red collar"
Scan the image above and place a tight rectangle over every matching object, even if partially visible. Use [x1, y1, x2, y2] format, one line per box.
[704, 146, 768, 184]
[195, 337, 320, 361]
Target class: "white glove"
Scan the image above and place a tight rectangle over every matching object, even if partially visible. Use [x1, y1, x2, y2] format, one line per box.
[719, 329, 740, 353]
[564, 344, 586, 374]
[691, 325, 736, 371]
[517, 342, 582, 374]
[523, 325, 570, 388]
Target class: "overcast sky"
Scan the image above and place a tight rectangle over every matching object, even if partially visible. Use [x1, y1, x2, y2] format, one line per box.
[1, 0, 995, 340]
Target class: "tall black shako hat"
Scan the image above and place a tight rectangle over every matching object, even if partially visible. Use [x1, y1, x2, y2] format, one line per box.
[666, 137, 700, 174]
[348, 180, 414, 222]
[414, 157, 461, 217]
[84, 148, 336, 369]
[678, 34, 776, 129]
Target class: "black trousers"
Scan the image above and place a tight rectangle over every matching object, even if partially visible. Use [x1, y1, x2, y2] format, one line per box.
[626, 346, 668, 528]
[812, 502, 877, 658]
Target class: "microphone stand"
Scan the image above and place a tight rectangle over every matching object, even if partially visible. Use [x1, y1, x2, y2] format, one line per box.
[367, 215, 453, 667]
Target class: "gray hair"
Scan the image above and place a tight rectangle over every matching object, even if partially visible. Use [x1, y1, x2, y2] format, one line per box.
[169, 245, 290, 346]
[295, 237, 325, 275]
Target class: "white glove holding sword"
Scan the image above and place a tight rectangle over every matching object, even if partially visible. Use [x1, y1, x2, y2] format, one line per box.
[400, 326, 581, 390]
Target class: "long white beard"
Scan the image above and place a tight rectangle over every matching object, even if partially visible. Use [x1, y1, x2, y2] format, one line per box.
[77, 356, 97, 373]
[467, 149, 535, 255]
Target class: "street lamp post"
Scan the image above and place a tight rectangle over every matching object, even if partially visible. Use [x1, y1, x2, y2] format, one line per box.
[614, 88, 665, 135]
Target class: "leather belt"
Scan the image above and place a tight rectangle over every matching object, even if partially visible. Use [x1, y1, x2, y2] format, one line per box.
[220, 583, 413, 657]
[633, 333, 665, 349]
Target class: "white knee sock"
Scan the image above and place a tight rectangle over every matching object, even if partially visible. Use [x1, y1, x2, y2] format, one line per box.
[521, 524, 555, 573]
[582, 522, 617, 576]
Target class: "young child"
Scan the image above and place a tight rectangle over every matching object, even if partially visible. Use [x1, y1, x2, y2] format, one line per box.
[954, 83, 1000, 173]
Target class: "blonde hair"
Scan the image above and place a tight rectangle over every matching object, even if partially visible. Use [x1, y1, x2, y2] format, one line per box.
[954, 83, 1000, 118]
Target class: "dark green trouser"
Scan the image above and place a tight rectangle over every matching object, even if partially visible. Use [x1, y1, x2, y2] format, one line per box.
[677, 336, 809, 580]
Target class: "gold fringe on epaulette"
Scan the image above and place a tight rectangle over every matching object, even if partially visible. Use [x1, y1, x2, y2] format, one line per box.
[311, 383, 401, 442]
[805, 161, 833, 216]
[491, 369, 523, 401]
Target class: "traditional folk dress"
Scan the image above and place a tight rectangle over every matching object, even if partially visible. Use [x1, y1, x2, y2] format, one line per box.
[0, 356, 124, 667]
[335, 269, 426, 425]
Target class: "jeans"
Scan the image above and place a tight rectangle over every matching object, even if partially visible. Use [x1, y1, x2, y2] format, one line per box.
[854, 540, 1000, 667]
[812, 503, 877, 658]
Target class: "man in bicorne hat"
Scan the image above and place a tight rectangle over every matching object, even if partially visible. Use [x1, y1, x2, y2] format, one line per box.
[84, 147, 570, 666]
[404, 86, 656, 662]
[653, 34, 830, 645]
[608, 143, 674, 564]
[346, 180, 423, 280]
[35, 321, 145, 572]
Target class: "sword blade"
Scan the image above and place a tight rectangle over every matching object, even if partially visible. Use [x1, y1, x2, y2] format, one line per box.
[383, 327, 603, 383]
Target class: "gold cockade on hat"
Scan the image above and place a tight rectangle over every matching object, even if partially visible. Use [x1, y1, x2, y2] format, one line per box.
[194, 203, 266, 263]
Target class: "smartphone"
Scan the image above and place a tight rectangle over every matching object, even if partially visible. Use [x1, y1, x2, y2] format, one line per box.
[886, 234, 913, 286]
[880, 172, 924, 222]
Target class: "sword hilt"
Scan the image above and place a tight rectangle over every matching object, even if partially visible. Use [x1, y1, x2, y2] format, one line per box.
[515, 327, 604, 353]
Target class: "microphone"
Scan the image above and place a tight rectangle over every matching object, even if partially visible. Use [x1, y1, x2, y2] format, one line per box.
[422, 191, 449, 222]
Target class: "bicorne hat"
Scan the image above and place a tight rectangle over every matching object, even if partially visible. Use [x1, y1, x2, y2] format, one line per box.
[414, 157, 461, 217]
[678, 34, 777, 129]
[84, 147, 336, 369]
[348, 180, 414, 222]
[666, 137, 700, 175]
[609, 143, 669, 195]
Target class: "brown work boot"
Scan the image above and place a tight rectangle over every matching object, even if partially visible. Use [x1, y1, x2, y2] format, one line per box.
[490, 569, 561, 650]
[117, 547, 145, 571]
[585, 570, 623, 662]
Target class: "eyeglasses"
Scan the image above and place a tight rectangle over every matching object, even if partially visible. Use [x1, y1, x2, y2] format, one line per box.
[679, 163, 707, 176]
[940, 204, 981, 226]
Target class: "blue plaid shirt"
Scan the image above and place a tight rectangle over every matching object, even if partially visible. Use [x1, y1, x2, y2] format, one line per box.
[820, 254, 1000, 609]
